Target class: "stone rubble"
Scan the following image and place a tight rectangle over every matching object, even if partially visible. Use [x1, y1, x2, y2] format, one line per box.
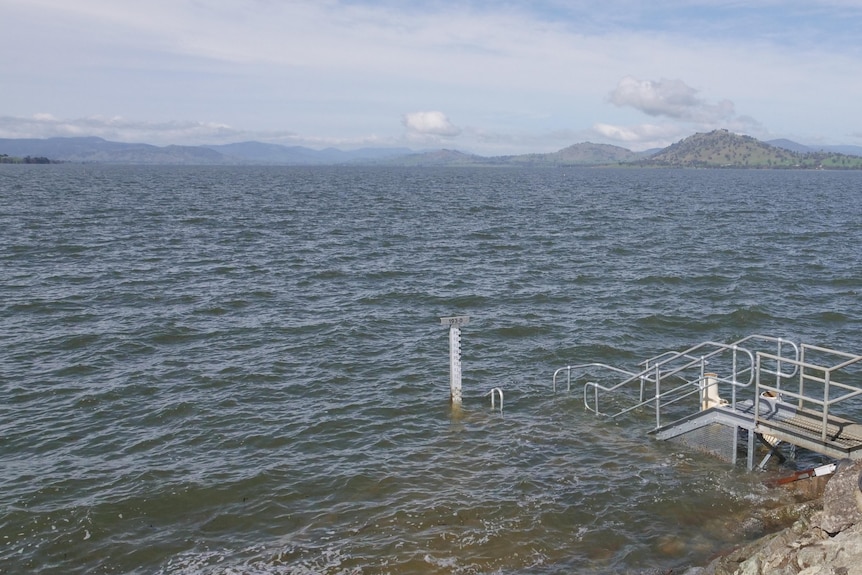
[684, 460, 862, 575]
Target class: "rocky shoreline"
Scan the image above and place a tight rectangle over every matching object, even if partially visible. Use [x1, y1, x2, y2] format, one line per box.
[683, 460, 862, 575]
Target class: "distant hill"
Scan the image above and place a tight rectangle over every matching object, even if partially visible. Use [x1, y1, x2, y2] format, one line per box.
[554, 142, 643, 164]
[0, 137, 649, 167]
[768, 138, 862, 157]
[385, 142, 648, 167]
[2, 132, 862, 168]
[381, 149, 487, 167]
[0, 137, 229, 165]
[204, 141, 321, 164]
[767, 138, 811, 153]
[639, 130, 862, 169]
[501, 142, 642, 166]
[0, 137, 414, 165]
[641, 130, 798, 167]
[204, 141, 413, 164]
[823, 144, 862, 156]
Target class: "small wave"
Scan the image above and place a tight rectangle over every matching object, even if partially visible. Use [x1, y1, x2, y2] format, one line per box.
[635, 306, 775, 335]
[634, 274, 686, 285]
[725, 305, 774, 327]
[490, 324, 554, 338]
[808, 310, 850, 323]
[55, 333, 101, 350]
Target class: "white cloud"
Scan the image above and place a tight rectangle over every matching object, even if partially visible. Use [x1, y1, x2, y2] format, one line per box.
[4, 2, 862, 154]
[403, 111, 461, 137]
[607, 76, 736, 123]
[597, 76, 774, 148]
[592, 122, 690, 150]
[0, 113, 412, 150]
[0, 114, 282, 145]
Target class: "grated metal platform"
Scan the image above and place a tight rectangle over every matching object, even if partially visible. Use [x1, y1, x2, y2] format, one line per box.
[739, 398, 862, 460]
[652, 398, 862, 466]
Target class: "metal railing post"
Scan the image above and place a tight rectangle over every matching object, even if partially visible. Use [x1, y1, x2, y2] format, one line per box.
[753, 354, 761, 428]
[776, 337, 783, 393]
[798, 345, 806, 409]
[731, 345, 738, 408]
[822, 370, 831, 443]
[594, 384, 599, 414]
[640, 365, 647, 404]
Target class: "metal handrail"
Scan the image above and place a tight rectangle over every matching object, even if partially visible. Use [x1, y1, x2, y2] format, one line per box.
[584, 342, 753, 415]
[552, 363, 637, 394]
[755, 345, 862, 443]
[735, 335, 799, 380]
[640, 335, 798, 378]
[586, 376, 703, 420]
[555, 335, 802, 429]
[486, 387, 504, 413]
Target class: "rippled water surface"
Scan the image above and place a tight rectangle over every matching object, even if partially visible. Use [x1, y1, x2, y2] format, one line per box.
[1, 165, 861, 574]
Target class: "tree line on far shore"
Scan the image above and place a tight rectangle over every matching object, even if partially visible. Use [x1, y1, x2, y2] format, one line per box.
[0, 153, 54, 164]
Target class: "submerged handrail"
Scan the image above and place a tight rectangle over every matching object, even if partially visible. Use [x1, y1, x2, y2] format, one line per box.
[555, 335, 803, 429]
[487, 387, 504, 413]
[733, 335, 799, 380]
[581, 341, 753, 415]
[639, 335, 797, 380]
[585, 374, 704, 420]
[552, 363, 637, 394]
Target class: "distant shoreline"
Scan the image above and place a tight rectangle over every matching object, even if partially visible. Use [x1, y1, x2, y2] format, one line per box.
[3, 130, 862, 168]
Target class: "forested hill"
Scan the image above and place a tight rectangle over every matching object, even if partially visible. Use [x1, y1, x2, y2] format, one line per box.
[634, 129, 862, 169]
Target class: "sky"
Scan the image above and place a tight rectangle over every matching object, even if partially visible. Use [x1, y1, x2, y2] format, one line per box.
[2, 0, 862, 155]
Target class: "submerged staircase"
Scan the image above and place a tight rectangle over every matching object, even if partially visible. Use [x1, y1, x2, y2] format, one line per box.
[554, 336, 862, 469]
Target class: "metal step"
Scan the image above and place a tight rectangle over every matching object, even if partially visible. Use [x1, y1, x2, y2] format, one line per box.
[652, 399, 862, 463]
[650, 406, 754, 440]
[649, 407, 755, 466]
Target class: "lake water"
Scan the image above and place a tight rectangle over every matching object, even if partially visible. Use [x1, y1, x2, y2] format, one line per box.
[1, 165, 861, 574]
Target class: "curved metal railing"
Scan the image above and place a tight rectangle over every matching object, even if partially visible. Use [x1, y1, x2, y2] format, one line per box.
[554, 335, 800, 430]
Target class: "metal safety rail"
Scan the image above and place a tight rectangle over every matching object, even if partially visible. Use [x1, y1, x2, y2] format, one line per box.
[554, 335, 862, 468]
[751, 344, 862, 457]
[553, 335, 798, 430]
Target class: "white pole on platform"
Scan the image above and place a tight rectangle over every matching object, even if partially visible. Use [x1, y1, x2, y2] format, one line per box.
[440, 315, 470, 406]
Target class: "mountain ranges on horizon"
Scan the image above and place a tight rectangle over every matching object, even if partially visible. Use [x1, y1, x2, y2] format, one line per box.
[2, 132, 862, 168]
[0, 136, 414, 166]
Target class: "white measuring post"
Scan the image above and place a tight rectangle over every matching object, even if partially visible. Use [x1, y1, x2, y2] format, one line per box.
[440, 315, 470, 406]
